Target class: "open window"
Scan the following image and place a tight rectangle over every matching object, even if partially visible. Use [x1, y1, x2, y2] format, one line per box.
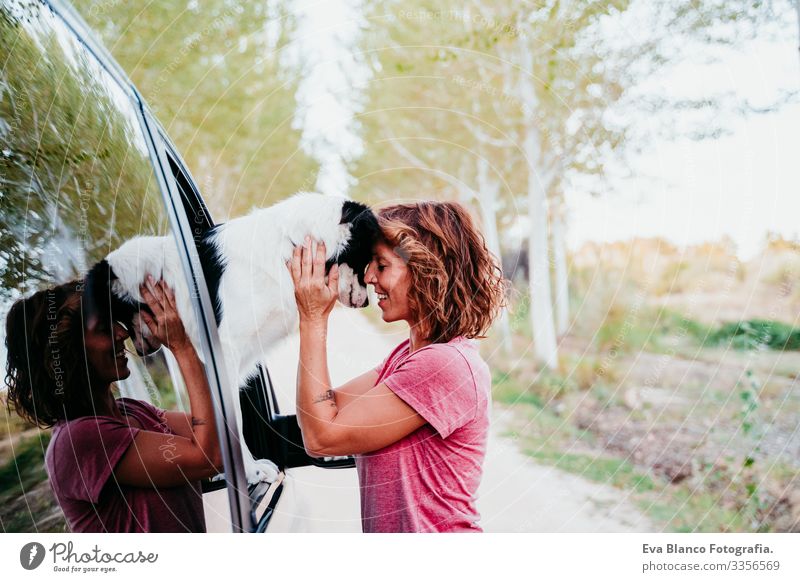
[162, 145, 355, 473]
[156, 144, 355, 531]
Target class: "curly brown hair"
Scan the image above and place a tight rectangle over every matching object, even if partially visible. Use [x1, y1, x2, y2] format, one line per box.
[4, 280, 96, 428]
[377, 200, 508, 344]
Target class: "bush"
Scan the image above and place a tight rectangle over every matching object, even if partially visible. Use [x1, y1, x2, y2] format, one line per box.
[706, 320, 800, 351]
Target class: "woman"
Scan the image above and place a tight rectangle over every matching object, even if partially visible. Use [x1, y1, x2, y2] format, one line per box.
[4, 276, 222, 532]
[288, 201, 506, 532]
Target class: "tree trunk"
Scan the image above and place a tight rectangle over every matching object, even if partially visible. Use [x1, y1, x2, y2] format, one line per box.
[525, 155, 559, 368]
[519, 32, 559, 369]
[476, 157, 512, 356]
[552, 202, 569, 336]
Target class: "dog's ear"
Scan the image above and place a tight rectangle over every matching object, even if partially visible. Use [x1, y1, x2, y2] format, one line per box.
[84, 259, 137, 333]
[83, 259, 114, 324]
[337, 202, 380, 284]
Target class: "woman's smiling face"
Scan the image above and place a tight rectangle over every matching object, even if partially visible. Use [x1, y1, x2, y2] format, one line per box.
[83, 314, 132, 385]
[365, 241, 412, 323]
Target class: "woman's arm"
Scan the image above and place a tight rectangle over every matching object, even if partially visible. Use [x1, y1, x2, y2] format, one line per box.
[295, 357, 378, 423]
[113, 278, 222, 487]
[290, 238, 337, 437]
[332, 368, 380, 410]
[290, 239, 425, 457]
[161, 411, 193, 439]
[297, 315, 425, 458]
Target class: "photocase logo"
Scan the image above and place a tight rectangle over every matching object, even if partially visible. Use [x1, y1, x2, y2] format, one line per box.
[19, 542, 46, 570]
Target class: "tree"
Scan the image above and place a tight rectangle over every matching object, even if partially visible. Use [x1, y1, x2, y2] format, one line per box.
[354, 0, 793, 368]
[352, 3, 526, 353]
[72, 0, 316, 218]
[1, 2, 162, 298]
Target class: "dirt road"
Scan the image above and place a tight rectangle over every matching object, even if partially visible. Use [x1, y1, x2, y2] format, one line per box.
[261, 307, 655, 532]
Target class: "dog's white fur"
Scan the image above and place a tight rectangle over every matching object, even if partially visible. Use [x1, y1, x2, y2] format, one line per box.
[107, 192, 369, 484]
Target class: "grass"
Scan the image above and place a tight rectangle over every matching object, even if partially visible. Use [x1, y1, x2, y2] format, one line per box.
[491, 365, 586, 411]
[524, 449, 656, 493]
[490, 353, 799, 533]
[0, 428, 66, 532]
[705, 320, 800, 351]
[0, 432, 50, 500]
[644, 488, 749, 533]
[506, 401, 764, 532]
[492, 369, 546, 409]
[507, 281, 800, 356]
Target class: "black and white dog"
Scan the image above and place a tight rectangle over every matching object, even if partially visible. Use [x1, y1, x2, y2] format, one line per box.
[86, 192, 379, 484]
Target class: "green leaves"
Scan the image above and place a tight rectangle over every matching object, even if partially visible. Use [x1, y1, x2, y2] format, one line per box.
[72, 0, 314, 216]
[708, 320, 800, 351]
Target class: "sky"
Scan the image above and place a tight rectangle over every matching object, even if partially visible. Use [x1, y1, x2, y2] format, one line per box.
[565, 36, 800, 260]
[281, 3, 800, 260]
[281, 0, 370, 197]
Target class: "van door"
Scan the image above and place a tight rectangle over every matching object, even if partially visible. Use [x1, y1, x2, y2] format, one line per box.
[0, 0, 223, 531]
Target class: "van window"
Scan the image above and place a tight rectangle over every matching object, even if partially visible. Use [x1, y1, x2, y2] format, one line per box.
[0, 0, 185, 411]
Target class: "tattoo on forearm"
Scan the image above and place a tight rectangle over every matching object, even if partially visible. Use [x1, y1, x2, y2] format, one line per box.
[191, 416, 206, 427]
[313, 390, 335, 405]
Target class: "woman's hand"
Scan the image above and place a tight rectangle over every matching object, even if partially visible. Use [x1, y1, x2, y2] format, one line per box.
[288, 236, 339, 323]
[138, 276, 191, 353]
[117, 276, 222, 488]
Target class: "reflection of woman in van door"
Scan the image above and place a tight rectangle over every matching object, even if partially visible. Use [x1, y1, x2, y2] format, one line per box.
[289, 201, 507, 532]
[4, 277, 221, 532]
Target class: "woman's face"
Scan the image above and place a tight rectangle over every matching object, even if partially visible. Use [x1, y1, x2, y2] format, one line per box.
[83, 314, 132, 385]
[365, 241, 413, 323]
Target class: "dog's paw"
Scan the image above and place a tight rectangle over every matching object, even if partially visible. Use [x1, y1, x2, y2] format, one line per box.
[245, 458, 279, 485]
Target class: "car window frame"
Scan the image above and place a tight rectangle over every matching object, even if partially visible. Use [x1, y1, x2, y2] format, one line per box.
[141, 110, 253, 532]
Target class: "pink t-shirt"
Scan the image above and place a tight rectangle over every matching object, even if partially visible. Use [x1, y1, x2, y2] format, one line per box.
[45, 398, 206, 533]
[356, 336, 491, 533]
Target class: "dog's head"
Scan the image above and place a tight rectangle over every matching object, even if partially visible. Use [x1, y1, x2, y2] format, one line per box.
[84, 259, 163, 357]
[333, 200, 380, 308]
